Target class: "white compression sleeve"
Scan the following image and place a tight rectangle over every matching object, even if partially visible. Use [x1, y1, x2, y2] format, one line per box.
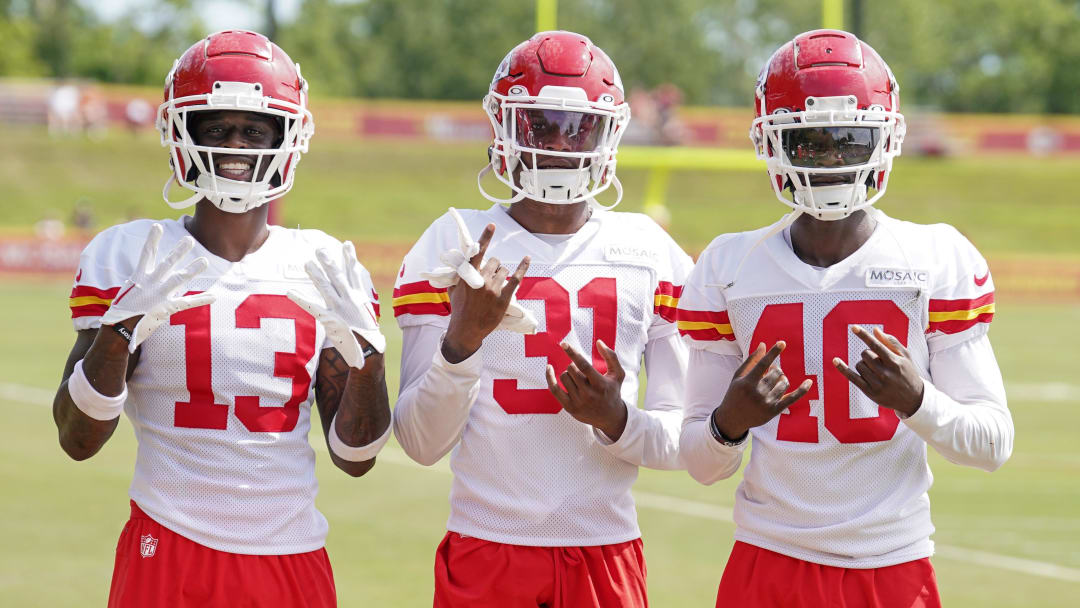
[392, 324, 483, 466]
[902, 334, 1013, 472]
[680, 347, 747, 485]
[593, 326, 688, 470]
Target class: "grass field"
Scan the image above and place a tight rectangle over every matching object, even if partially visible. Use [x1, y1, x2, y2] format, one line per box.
[2, 281, 1078, 606]
[1, 128, 1079, 605]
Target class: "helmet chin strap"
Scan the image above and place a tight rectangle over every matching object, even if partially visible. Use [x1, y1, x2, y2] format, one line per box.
[194, 173, 270, 213]
[161, 173, 271, 213]
[794, 183, 867, 221]
[519, 167, 590, 204]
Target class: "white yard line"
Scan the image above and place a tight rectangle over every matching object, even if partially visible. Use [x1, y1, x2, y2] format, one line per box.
[6, 381, 1079, 584]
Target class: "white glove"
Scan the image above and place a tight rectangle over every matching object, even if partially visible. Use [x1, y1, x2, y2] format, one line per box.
[420, 207, 484, 289]
[419, 207, 538, 335]
[100, 223, 214, 353]
[287, 241, 386, 369]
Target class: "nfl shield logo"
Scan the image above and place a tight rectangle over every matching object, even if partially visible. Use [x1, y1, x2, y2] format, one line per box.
[139, 534, 158, 558]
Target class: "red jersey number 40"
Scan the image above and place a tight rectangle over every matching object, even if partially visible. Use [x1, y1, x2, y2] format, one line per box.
[750, 300, 909, 444]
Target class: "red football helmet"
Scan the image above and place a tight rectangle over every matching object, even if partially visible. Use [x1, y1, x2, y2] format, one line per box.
[751, 29, 905, 220]
[158, 30, 314, 213]
[480, 31, 631, 207]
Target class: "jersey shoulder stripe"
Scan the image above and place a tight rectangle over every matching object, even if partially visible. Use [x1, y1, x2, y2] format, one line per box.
[927, 291, 995, 334]
[654, 281, 682, 323]
[676, 308, 735, 341]
[393, 280, 450, 317]
[70, 284, 120, 318]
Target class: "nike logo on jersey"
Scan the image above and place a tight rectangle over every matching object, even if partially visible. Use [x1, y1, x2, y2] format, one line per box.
[75, 268, 83, 282]
[974, 270, 990, 286]
[865, 267, 929, 288]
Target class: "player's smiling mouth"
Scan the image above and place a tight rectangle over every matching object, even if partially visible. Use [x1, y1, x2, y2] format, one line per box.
[214, 155, 256, 181]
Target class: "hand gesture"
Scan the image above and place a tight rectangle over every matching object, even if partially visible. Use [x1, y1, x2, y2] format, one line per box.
[711, 342, 815, 440]
[421, 207, 538, 335]
[421, 207, 485, 289]
[546, 340, 629, 441]
[832, 326, 924, 417]
[288, 241, 386, 369]
[441, 222, 530, 363]
[100, 223, 213, 353]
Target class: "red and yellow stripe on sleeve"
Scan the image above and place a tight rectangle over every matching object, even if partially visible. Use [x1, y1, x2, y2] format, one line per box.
[676, 309, 736, 341]
[392, 281, 450, 317]
[654, 281, 682, 323]
[69, 285, 119, 319]
[927, 291, 995, 334]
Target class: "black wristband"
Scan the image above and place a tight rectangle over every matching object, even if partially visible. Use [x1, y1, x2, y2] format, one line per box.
[361, 344, 378, 359]
[709, 407, 748, 447]
[109, 323, 133, 344]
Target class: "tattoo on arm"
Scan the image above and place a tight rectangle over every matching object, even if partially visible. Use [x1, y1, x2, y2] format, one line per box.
[314, 347, 391, 475]
[53, 328, 139, 461]
[314, 346, 352, 438]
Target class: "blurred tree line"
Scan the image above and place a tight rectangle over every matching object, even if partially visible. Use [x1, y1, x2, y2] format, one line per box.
[2, 0, 1078, 113]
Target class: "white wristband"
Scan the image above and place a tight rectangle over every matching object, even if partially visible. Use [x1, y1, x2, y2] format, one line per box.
[68, 359, 127, 421]
[328, 412, 392, 462]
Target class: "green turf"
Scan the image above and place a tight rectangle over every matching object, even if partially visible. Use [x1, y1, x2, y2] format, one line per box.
[1, 280, 1077, 606]
[3, 127, 1079, 255]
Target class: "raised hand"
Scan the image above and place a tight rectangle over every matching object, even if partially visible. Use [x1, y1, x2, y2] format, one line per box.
[421, 208, 538, 335]
[711, 342, 815, 441]
[421, 207, 485, 289]
[441, 223, 531, 363]
[99, 223, 214, 353]
[288, 241, 386, 370]
[545, 340, 629, 441]
[833, 326, 924, 417]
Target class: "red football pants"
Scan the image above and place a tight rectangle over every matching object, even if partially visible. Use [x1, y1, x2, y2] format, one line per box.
[434, 532, 648, 608]
[108, 501, 337, 608]
[715, 541, 941, 608]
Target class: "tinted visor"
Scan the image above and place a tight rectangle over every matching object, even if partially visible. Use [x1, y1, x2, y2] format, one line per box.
[781, 127, 879, 168]
[515, 109, 605, 152]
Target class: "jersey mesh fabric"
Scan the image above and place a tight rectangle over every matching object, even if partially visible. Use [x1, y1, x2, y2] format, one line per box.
[678, 211, 993, 567]
[71, 218, 375, 554]
[455, 261, 652, 545]
[726, 288, 935, 567]
[396, 205, 691, 546]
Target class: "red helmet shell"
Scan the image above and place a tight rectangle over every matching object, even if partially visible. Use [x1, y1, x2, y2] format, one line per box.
[756, 29, 898, 119]
[167, 30, 305, 114]
[491, 31, 624, 105]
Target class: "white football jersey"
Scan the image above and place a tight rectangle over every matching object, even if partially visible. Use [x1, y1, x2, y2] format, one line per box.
[677, 209, 996, 567]
[394, 204, 692, 546]
[70, 218, 379, 555]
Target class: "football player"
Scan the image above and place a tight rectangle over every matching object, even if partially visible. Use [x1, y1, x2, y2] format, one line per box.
[392, 31, 693, 607]
[53, 31, 389, 607]
[677, 30, 1014, 607]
